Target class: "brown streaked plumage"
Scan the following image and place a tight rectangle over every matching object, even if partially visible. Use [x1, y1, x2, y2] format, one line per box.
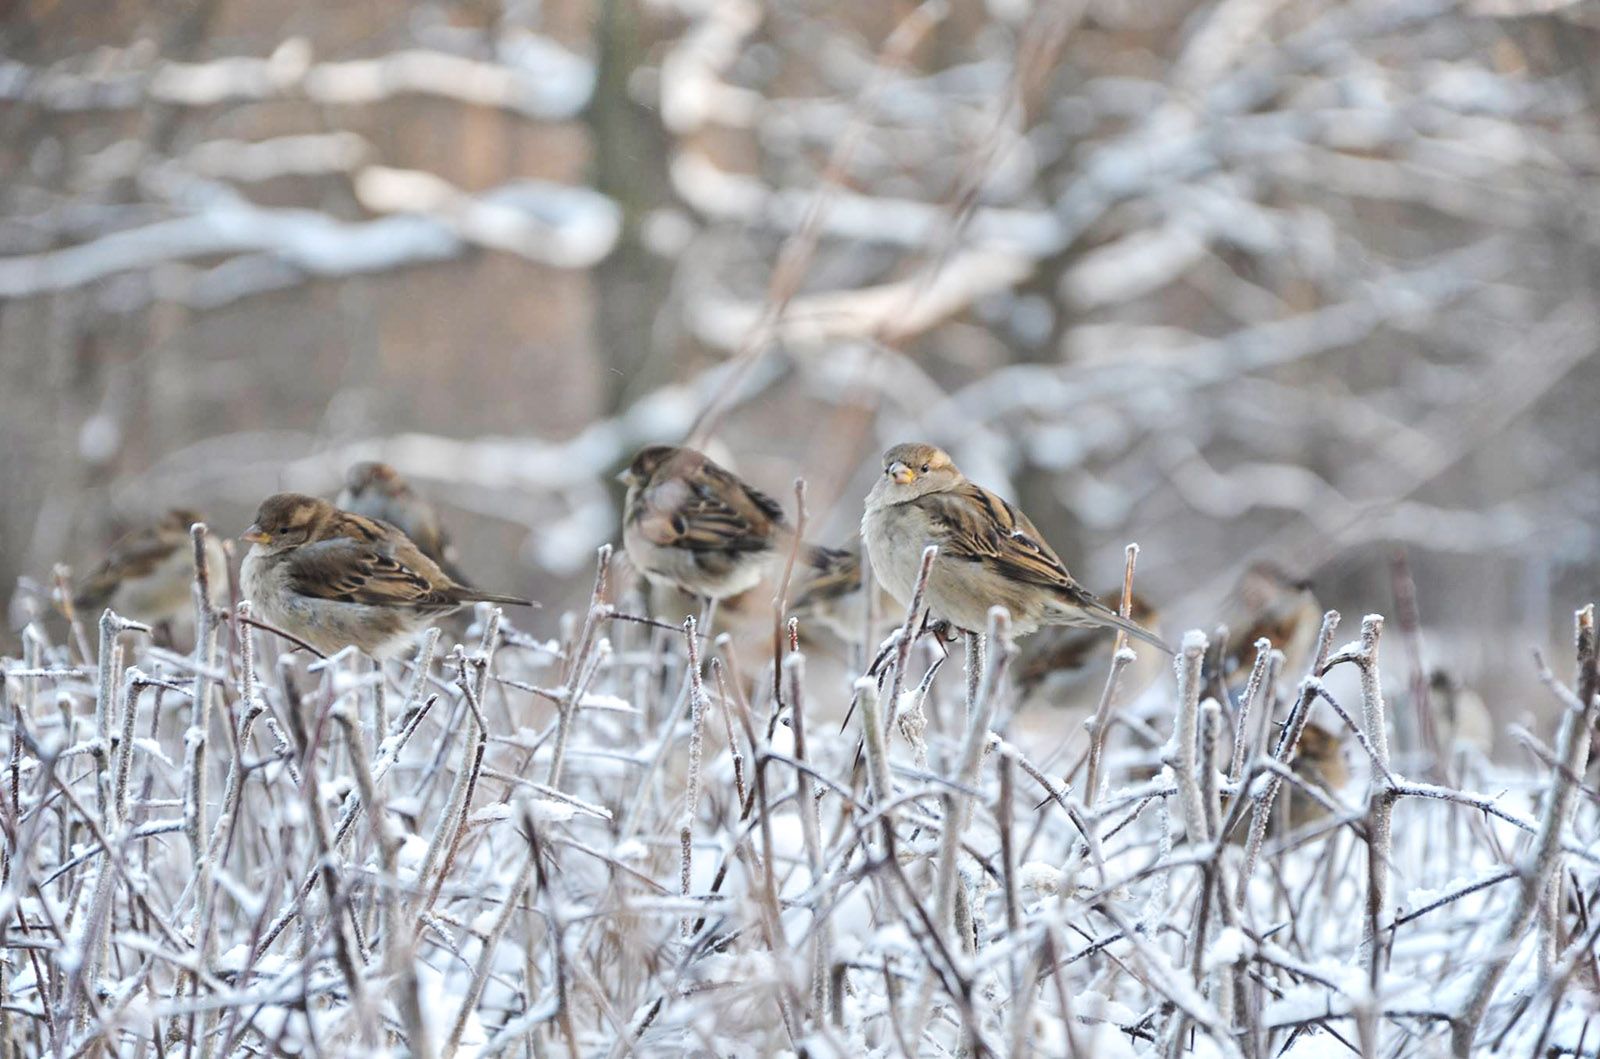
[337, 461, 471, 586]
[787, 539, 895, 642]
[860, 443, 1171, 650]
[74, 508, 228, 626]
[1223, 721, 1351, 842]
[790, 542, 861, 613]
[1214, 562, 1320, 692]
[618, 445, 787, 603]
[1291, 722, 1350, 794]
[240, 493, 532, 658]
[1282, 722, 1351, 830]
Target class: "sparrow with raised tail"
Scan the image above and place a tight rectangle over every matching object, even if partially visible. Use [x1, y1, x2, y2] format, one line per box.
[74, 508, 228, 627]
[861, 443, 1171, 650]
[337, 461, 471, 585]
[240, 493, 532, 658]
[618, 445, 794, 604]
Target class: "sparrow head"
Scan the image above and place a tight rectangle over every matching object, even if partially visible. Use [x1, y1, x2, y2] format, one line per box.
[243, 493, 336, 553]
[344, 461, 408, 500]
[1238, 561, 1315, 611]
[873, 442, 962, 502]
[618, 444, 688, 488]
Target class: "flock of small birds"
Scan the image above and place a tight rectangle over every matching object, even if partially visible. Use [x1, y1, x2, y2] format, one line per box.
[75, 444, 1180, 657]
[70, 441, 1491, 821]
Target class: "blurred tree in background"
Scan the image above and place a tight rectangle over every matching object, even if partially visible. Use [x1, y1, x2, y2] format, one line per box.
[2, 0, 1598, 703]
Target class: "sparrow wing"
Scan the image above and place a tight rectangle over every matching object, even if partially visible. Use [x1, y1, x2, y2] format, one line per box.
[284, 525, 461, 611]
[75, 524, 187, 609]
[393, 511, 473, 587]
[791, 544, 860, 609]
[924, 487, 1173, 651]
[921, 484, 1102, 609]
[1234, 607, 1302, 660]
[636, 463, 783, 555]
[342, 490, 474, 590]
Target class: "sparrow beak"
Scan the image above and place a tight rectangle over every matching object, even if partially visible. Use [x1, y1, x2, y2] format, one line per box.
[888, 461, 916, 486]
[241, 525, 270, 545]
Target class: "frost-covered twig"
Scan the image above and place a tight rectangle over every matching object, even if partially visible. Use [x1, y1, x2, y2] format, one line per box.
[1084, 543, 1141, 808]
[1353, 614, 1394, 1056]
[548, 547, 611, 789]
[1234, 610, 1340, 907]
[1451, 605, 1597, 1056]
[1170, 630, 1210, 844]
[905, 606, 1013, 1047]
[680, 615, 709, 940]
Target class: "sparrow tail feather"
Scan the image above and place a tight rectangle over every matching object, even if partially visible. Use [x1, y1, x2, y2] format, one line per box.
[1086, 604, 1173, 655]
[460, 591, 538, 608]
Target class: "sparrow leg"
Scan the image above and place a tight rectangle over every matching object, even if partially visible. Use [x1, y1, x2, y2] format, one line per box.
[916, 613, 959, 643]
[864, 635, 901, 679]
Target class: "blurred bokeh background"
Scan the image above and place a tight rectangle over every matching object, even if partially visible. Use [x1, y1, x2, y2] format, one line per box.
[3, 0, 1598, 707]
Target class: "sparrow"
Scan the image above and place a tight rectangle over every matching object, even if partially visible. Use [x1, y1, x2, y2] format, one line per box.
[788, 539, 897, 643]
[1014, 591, 1165, 709]
[1281, 721, 1350, 831]
[73, 508, 228, 627]
[618, 445, 789, 604]
[337, 461, 470, 585]
[239, 493, 532, 658]
[1211, 562, 1320, 693]
[860, 443, 1170, 650]
[1224, 721, 1350, 842]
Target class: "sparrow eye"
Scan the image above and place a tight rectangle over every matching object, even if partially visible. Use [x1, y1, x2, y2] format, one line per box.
[920, 463, 930, 473]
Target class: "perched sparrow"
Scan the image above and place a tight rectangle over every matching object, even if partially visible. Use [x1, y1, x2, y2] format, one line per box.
[618, 445, 789, 603]
[860, 443, 1170, 650]
[73, 508, 228, 627]
[240, 493, 532, 658]
[337, 461, 470, 585]
[1015, 591, 1165, 709]
[1224, 721, 1350, 841]
[788, 539, 896, 643]
[1208, 562, 1321, 697]
[1283, 721, 1350, 830]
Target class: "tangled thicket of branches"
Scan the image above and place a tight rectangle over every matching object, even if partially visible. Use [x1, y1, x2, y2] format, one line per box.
[0, 529, 1596, 1058]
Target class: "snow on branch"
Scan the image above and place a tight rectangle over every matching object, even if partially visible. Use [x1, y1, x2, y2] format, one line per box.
[0, 174, 620, 303]
[0, 35, 595, 120]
